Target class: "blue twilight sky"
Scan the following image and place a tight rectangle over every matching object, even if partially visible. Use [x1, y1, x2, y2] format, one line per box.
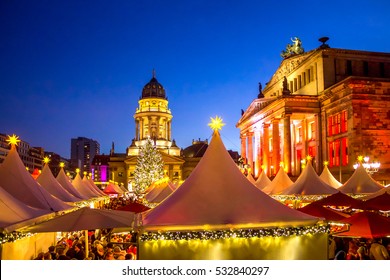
[1, 0, 389, 158]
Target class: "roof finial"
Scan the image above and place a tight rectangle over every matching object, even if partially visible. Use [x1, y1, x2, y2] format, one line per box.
[152, 68, 156, 78]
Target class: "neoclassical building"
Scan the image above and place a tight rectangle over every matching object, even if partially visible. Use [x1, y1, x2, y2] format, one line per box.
[236, 38, 390, 184]
[108, 73, 184, 188]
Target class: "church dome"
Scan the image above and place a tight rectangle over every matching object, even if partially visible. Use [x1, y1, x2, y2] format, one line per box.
[141, 72, 167, 99]
[182, 140, 209, 158]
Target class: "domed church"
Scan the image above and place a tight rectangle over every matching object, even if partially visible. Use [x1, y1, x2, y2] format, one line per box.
[100, 71, 240, 189]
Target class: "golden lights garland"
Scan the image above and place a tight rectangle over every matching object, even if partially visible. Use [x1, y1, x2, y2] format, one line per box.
[0, 232, 35, 244]
[141, 225, 329, 242]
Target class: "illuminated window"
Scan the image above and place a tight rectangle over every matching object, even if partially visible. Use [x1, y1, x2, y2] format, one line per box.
[329, 138, 348, 167]
[308, 122, 315, 140]
[328, 110, 347, 136]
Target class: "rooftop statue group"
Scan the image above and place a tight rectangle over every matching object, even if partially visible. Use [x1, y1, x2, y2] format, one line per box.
[281, 37, 304, 58]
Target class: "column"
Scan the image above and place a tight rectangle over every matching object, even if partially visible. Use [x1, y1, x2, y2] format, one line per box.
[283, 114, 292, 175]
[262, 123, 270, 176]
[240, 135, 247, 162]
[247, 132, 254, 175]
[168, 120, 172, 141]
[135, 118, 139, 140]
[139, 118, 144, 139]
[272, 119, 281, 174]
[254, 130, 261, 177]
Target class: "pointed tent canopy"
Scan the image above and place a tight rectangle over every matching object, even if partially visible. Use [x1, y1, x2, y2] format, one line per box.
[145, 180, 177, 203]
[311, 191, 364, 209]
[282, 161, 338, 196]
[297, 203, 350, 222]
[82, 175, 106, 197]
[335, 211, 390, 239]
[361, 184, 390, 200]
[103, 182, 124, 195]
[0, 185, 51, 232]
[56, 168, 90, 200]
[246, 173, 256, 185]
[72, 173, 100, 199]
[37, 164, 81, 203]
[261, 166, 293, 195]
[319, 165, 342, 188]
[361, 192, 390, 211]
[338, 165, 383, 195]
[142, 130, 319, 231]
[254, 170, 272, 190]
[0, 145, 72, 212]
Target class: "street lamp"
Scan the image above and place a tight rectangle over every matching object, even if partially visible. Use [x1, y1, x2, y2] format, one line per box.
[353, 155, 380, 174]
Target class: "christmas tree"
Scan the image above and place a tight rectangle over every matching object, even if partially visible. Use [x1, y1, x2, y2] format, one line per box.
[133, 138, 165, 196]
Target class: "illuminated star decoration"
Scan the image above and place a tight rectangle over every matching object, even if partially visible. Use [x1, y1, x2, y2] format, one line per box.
[43, 157, 51, 164]
[323, 161, 329, 166]
[208, 116, 225, 131]
[357, 155, 364, 162]
[76, 168, 80, 173]
[59, 162, 65, 168]
[6, 134, 21, 146]
[306, 155, 313, 162]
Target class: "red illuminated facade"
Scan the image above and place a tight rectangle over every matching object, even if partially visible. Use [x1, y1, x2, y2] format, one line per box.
[236, 39, 390, 184]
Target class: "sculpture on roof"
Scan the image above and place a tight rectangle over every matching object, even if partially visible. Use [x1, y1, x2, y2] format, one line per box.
[281, 37, 304, 59]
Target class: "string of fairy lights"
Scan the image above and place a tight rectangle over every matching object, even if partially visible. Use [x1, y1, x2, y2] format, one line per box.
[0, 232, 35, 245]
[140, 224, 330, 242]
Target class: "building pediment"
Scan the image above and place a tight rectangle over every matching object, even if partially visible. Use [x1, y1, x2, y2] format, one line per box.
[265, 49, 318, 92]
[237, 98, 276, 126]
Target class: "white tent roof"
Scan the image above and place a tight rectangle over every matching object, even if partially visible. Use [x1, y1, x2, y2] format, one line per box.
[254, 170, 272, 190]
[142, 130, 319, 231]
[281, 161, 339, 195]
[338, 165, 384, 194]
[82, 176, 107, 197]
[37, 164, 81, 203]
[145, 181, 177, 203]
[72, 173, 100, 199]
[319, 165, 342, 188]
[246, 173, 256, 185]
[0, 145, 72, 212]
[261, 167, 293, 195]
[56, 168, 90, 200]
[0, 185, 51, 231]
[362, 184, 390, 200]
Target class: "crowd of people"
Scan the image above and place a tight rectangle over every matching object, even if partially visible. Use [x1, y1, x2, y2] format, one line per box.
[330, 237, 390, 260]
[34, 230, 138, 260]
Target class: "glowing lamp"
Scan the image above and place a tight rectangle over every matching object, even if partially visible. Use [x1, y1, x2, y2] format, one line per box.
[76, 168, 80, 173]
[43, 157, 50, 164]
[6, 134, 20, 146]
[208, 116, 225, 131]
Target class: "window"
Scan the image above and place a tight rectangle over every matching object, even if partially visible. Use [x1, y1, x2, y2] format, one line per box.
[329, 138, 348, 167]
[328, 110, 347, 136]
[308, 122, 315, 140]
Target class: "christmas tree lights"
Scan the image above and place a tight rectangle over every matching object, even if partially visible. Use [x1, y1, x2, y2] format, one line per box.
[133, 138, 165, 196]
